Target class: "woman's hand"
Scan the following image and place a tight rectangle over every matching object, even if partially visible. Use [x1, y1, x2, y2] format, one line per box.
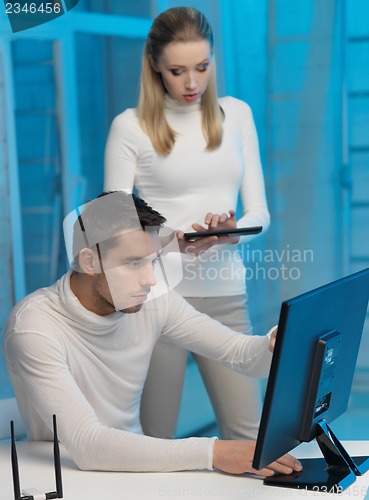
[203, 210, 239, 244]
[176, 210, 239, 256]
[176, 231, 218, 256]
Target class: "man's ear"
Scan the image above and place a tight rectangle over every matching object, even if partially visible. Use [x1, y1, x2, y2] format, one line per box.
[78, 248, 100, 276]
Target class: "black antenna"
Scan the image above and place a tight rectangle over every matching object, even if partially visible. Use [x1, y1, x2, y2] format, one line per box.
[10, 417, 63, 500]
[52, 415, 63, 498]
[10, 421, 21, 500]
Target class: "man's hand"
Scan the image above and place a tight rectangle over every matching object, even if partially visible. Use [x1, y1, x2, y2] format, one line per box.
[213, 440, 302, 476]
[269, 326, 278, 353]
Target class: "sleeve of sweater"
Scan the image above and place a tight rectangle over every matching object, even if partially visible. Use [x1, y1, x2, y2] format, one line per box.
[162, 291, 273, 378]
[4, 328, 217, 473]
[230, 98, 271, 243]
[104, 109, 138, 192]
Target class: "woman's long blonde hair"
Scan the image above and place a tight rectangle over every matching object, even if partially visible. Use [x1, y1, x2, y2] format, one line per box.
[138, 7, 223, 156]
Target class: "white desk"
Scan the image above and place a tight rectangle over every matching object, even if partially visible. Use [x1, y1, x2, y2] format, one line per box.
[1, 441, 368, 499]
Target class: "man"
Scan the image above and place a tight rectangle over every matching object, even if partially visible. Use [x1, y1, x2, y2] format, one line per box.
[4, 191, 301, 476]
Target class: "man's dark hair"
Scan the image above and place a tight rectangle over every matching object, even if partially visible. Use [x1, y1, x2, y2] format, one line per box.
[96, 191, 166, 230]
[71, 191, 166, 269]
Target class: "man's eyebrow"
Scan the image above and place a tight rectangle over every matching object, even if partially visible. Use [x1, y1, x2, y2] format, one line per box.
[120, 249, 162, 264]
[119, 255, 146, 264]
[120, 256, 142, 263]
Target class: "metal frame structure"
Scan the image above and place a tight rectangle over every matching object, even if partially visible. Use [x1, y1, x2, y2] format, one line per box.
[0, 7, 151, 294]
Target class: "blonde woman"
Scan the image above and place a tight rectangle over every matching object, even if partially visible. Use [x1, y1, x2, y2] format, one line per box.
[104, 7, 270, 441]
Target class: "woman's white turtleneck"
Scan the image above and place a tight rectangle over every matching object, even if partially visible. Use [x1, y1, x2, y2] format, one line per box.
[104, 95, 270, 297]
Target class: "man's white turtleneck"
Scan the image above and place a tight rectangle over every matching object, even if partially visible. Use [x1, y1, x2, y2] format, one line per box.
[5, 271, 273, 472]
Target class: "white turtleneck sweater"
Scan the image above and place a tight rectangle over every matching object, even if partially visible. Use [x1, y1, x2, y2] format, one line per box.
[104, 96, 270, 297]
[4, 272, 273, 472]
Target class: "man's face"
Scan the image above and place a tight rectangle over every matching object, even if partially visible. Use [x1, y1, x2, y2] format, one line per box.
[93, 229, 162, 315]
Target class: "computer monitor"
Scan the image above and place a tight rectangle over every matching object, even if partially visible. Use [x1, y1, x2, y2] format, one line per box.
[253, 268, 369, 493]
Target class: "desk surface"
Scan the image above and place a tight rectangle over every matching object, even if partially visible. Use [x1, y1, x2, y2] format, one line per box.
[1, 440, 368, 499]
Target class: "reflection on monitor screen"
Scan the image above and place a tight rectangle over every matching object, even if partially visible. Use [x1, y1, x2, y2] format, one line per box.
[253, 268, 369, 493]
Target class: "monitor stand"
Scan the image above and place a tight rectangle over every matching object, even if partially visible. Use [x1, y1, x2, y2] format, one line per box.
[263, 420, 369, 493]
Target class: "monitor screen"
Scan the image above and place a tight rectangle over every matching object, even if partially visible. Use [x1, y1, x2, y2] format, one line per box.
[253, 268, 369, 492]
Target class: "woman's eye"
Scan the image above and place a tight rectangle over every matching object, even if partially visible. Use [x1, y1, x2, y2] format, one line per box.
[170, 69, 182, 76]
[197, 65, 208, 72]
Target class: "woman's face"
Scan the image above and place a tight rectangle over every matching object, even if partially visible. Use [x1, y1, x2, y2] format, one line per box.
[153, 39, 213, 106]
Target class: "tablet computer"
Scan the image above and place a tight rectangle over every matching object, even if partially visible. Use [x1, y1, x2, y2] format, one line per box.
[184, 226, 262, 241]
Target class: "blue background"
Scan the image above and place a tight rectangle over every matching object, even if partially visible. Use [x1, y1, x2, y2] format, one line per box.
[0, 0, 368, 439]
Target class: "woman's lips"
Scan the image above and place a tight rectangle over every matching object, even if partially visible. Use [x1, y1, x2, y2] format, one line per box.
[183, 93, 198, 102]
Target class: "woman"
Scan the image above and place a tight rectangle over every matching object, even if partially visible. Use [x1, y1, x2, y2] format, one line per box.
[104, 7, 270, 440]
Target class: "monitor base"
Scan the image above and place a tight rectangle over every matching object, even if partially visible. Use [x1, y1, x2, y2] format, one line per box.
[264, 457, 356, 493]
[263, 421, 369, 493]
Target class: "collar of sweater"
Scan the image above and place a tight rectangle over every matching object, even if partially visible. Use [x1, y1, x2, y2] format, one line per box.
[58, 271, 125, 336]
[164, 93, 201, 114]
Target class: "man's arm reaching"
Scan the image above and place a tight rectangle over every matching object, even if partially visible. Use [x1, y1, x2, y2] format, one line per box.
[161, 291, 274, 378]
